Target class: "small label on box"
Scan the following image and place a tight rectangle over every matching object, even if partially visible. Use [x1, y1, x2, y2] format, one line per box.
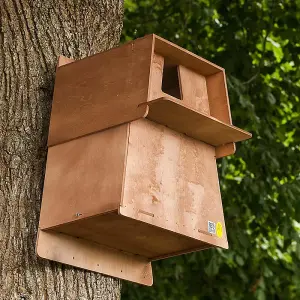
[216, 222, 223, 238]
[208, 221, 216, 235]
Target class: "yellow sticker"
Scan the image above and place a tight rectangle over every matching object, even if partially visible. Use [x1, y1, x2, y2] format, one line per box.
[216, 222, 223, 238]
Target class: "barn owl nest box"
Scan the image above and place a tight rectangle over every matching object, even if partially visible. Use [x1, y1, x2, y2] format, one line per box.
[36, 34, 251, 286]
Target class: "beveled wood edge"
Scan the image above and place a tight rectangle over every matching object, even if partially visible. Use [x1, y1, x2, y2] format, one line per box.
[216, 143, 236, 159]
[152, 34, 224, 74]
[140, 96, 252, 140]
[151, 230, 229, 261]
[146, 34, 156, 102]
[36, 229, 153, 286]
[220, 70, 232, 123]
[40, 209, 120, 231]
[56, 35, 154, 70]
[119, 124, 131, 209]
[57, 34, 223, 74]
[118, 209, 229, 252]
[152, 244, 213, 261]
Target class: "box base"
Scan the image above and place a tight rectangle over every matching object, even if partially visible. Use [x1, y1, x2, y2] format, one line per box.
[42, 211, 212, 260]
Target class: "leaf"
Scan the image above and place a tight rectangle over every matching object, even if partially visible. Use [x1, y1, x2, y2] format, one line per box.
[267, 92, 276, 104]
[236, 255, 245, 266]
[204, 256, 219, 277]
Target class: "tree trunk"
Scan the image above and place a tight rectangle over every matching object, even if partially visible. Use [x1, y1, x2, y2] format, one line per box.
[0, 1, 123, 299]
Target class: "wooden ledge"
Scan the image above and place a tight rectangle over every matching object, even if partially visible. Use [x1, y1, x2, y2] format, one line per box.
[36, 229, 153, 286]
[140, 97, 252, 147]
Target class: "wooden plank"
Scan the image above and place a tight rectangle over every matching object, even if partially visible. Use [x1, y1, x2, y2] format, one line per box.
[120, 119, 229, 250]
[152, 244, 212, 261]
[40, 123, 129, 229]
[149, 52, 164, 100]
[153, 34, 222, 76]
[48, 35, 153, 146]
[206, 70, 236, 158]
[178, 65, 210, 114]
[206, 71, 232, 123]
[36, 229, 153, 286]
[53, 212, 211, 259]
[140, 97, 251, 146]
[215, 143, 236, 159]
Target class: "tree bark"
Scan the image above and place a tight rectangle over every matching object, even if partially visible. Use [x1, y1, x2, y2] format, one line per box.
[0, 1, 123, 299]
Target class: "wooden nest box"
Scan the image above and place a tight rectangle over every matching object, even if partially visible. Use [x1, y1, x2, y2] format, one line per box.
[37, 34, 251, 285]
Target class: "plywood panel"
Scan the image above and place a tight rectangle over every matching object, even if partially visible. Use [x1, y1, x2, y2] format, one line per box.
[40, 124, 129, 229]
[178, 65, 210, 114]
[53, 212, 210, 259]
[154, 35, 222, 76]
[48, 35, 153, 146]
[206, 71, 236, 158]
[215, 143, 236, 159]
[120, 119, 228, 249]
[149, 53, 164, 100]
[142, 97, 251, 146]
[36, 229, 153, 286]
[206, 71, 231, 123]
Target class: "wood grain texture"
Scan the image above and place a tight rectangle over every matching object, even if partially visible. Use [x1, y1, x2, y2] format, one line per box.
[50, 34, 247, 165]
[36, 33, 251, 286]
[149, 52, 164, 100]
[206, 71, 236, 158]
[50, 212, 211, 259]
[142, 97, 252, 146]
[154, 34, 223, 76]
[37, 230, 153, 286]
[151, 37, 240, 158]
[48, 35, 152, 146]
[0, 1, 123, 299]
[120, 119, 229, 250]
[206, 71, 232, 123]
[39, 118, 229, 278]
[178, 65, 210, 114]
[215, 143, 236, 159]
[40, 124, 129, 229]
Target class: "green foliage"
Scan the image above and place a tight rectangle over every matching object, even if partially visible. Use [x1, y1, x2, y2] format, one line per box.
[121, 1, 300, 299]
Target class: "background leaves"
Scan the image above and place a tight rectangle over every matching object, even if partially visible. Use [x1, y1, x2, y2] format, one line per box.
[121, 1, 300, 299]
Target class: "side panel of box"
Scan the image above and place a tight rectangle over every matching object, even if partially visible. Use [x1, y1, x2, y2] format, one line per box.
[40, 124, 129, 229]
[149, 53, 164, 100]
[48, 35, 153, 146]
[120, 119, 228, 249]
[206, 71, 236, 158]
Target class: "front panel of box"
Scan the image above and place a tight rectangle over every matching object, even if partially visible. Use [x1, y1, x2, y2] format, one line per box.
[120, 119, 228, 249]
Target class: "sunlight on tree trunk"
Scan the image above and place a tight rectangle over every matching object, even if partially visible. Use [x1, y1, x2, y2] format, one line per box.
[0, 1, 123, 299]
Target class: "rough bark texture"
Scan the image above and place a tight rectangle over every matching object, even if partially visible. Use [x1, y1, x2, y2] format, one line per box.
[0, 1, 123, 299]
